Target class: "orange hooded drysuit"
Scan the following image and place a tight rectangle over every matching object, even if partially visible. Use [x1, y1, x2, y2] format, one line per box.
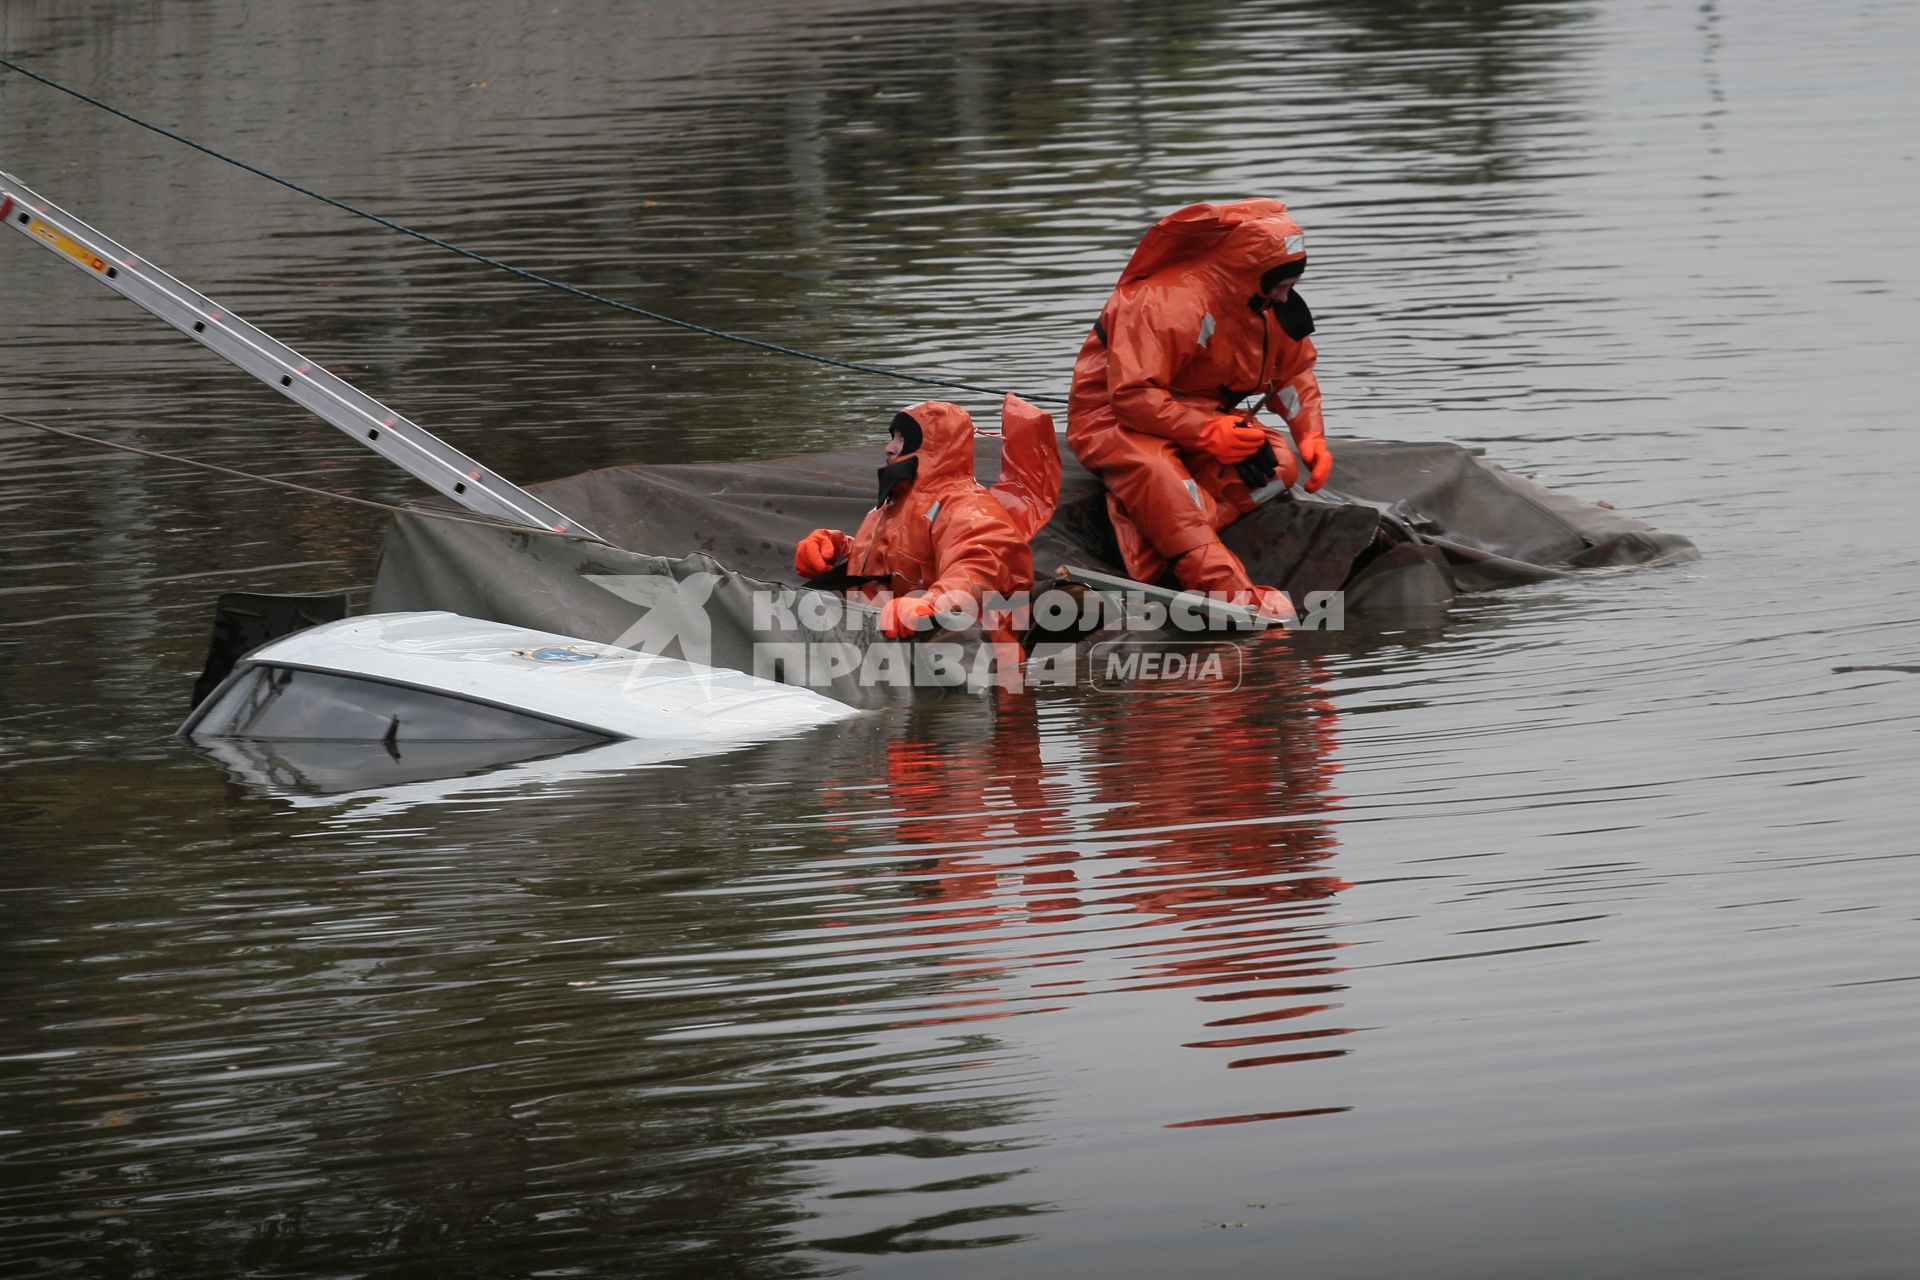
[796, 395, 1059, 638]
[1067, 199, 1333, 602]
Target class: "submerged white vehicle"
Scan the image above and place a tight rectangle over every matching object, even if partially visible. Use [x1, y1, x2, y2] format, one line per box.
[181, 610, 857, 758]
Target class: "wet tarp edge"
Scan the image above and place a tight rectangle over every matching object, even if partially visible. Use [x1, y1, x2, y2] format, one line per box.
[369, 436, 1696, 702]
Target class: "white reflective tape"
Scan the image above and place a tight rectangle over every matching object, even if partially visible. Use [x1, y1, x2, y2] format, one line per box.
[1185, 479, 1204, 510]
[925, 500, 941, 523]
[1278, 385, 1302, 418]
[1198, 313, 1216, 348]
[1284, 234, 1306, 256]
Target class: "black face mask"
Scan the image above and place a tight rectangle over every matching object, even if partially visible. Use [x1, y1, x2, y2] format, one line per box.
[1271, 290, 1315, 341]
[876, 454, 919, 504]
[1251, 287, 1316, 341]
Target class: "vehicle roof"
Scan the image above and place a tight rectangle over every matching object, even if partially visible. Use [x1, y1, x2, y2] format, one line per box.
[235, 611, 857, 741]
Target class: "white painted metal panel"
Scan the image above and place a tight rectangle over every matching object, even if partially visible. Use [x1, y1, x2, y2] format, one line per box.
[189, 612, 858, 741]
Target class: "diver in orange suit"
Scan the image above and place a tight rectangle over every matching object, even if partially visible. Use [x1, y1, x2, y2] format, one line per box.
[795, 395, 1060, 640]
[1068, 199, 1334, 616]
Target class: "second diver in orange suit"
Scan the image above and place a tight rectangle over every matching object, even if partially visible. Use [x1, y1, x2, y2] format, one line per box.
[1068, 198, 1335, 619]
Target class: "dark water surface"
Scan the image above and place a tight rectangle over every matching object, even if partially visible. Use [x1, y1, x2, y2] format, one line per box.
[3, 1, 1918, 1276]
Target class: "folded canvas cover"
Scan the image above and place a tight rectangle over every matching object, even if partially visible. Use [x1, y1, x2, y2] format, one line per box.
[369, 438, 1695, 705]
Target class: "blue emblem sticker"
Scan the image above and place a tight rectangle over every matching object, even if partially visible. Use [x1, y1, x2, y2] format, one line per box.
[522, 645, 599, 663]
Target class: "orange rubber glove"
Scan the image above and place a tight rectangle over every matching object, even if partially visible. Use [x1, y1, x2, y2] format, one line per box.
[1197, 414, 1268, 465]
[880, 595, 939, 639]
[795, 528, 851, 578]
[1294, 432, 1333, 493]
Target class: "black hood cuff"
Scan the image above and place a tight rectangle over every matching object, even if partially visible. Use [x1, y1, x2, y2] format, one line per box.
[1260, 259, 1307, 294]
[889, 411, 924, 457]
[1274, 290, 1315, 340]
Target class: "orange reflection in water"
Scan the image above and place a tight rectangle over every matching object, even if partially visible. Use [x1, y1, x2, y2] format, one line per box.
[818, 644, 1359, 1124]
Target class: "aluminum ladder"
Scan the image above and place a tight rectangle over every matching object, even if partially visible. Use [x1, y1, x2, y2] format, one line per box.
[0, 170, 602, 542]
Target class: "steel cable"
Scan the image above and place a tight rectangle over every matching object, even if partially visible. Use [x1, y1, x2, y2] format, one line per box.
[0, 55, 1067, 406]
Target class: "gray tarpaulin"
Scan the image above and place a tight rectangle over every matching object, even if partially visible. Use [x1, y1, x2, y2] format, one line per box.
[369, 437, 1696, 704]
